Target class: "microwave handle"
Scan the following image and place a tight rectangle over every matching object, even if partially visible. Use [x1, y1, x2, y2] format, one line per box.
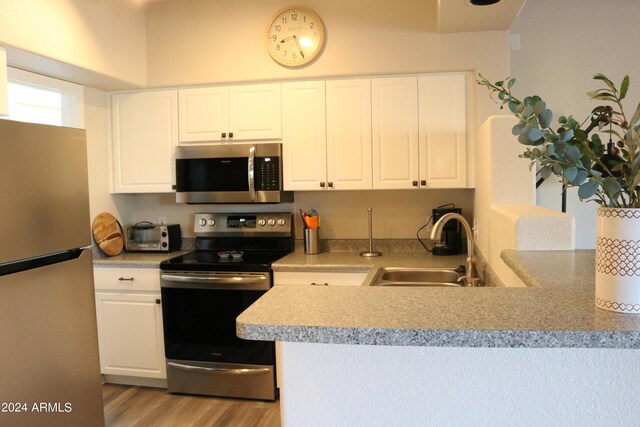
[248, 145, 256, 202]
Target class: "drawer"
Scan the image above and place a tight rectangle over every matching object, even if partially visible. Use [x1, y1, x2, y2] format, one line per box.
[93, 267, 161, 292]
[274, 271, 368, 286]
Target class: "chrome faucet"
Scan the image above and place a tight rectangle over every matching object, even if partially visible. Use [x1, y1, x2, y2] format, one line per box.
[429, 213, 480, 287]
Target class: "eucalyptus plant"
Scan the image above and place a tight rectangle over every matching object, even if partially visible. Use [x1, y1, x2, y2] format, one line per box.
[477, 73, 640, 208]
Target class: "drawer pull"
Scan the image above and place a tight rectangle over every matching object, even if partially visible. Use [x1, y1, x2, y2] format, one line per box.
[310, 282, 329, 286]
[118, 277, 134, 282]
[155, 299, 161, 304]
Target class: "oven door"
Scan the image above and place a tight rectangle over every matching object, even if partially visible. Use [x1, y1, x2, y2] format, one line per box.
[160, 271, 274, 366]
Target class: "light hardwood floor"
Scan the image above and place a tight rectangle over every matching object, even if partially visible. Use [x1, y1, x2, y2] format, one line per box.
[102, 384, 281, 427]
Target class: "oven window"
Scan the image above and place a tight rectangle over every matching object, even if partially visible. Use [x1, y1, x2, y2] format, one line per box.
[175, 158, 249, 192]
[161, 287, 274, 365]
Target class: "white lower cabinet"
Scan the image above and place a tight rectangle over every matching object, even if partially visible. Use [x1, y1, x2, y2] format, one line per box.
[93, 267, 166, 380]
[274, 270, 368, 287]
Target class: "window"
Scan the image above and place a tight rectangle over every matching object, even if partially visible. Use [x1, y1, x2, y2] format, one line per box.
[3, 68, 84, 128]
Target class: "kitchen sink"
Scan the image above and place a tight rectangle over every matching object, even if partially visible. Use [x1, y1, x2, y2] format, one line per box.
[370, 267, 464, 287]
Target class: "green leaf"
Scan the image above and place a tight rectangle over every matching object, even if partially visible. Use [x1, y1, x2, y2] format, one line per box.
[593, 73, 616, 91]
[603, 177, 622, 195]
[495, 80, 504, 87]
[538, 109, 553, 128]
[574, 129, 588, 142]
[553, 163, 564, 175]
[563, 166, 578, 182]
[620, 75, 630, 100]
[541, 166, 552, 179]
[559, 116, 567, 124]
[570, 170, 588, 186]
[528, 128, 544, 142]
[630, 103, 640, 127]
[565, 145, 581, 163]
[534, 100, 546, 115]
[578, 180, 599, 199]
[512, 123, 526, 136]
[508, 78, 516, 89]
[522, 105, 534, 117]
[508, 101, 519, 113]
[560, 129, 574, 143]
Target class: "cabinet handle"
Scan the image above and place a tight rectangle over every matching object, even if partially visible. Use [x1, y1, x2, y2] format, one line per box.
[310, 282, 329, 286]
[412, 181, 418, 187]
[221, 132, 227, 138]
[320, 182, 325, 188]
[155, 299, 161, 304]
[118, 277, 134, 282]
[229, 132, 234, 138]
[421, 180, 427, 186]
[328, 182, 333, 188]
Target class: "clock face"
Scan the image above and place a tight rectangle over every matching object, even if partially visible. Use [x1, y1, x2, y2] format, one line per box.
[267, 7, 325, 67]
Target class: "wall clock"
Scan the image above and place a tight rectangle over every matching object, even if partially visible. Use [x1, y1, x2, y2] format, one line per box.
[267, 6, 325, 67]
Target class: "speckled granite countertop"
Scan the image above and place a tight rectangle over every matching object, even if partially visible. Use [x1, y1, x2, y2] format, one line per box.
[92, 250, 190, 268]
[273, 249, 468, 289]
[237, 248, 640, 348]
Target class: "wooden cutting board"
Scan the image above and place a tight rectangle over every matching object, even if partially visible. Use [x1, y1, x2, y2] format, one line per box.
[92, 212, 124, 256]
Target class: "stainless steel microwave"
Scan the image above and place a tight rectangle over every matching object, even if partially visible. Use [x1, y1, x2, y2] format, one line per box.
[174, 143, 292, 204]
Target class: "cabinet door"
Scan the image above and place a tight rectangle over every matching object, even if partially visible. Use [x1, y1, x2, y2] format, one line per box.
[228, 83, 282, 140]
[178, 87, 228, 142]
[95, 292, 166, 379]
[326, 79, 372, 190]
[372, 77, 419, 189]
[282, 81, 327, 191]
[111, 90, 178, 193]
[274, 271, 368, 286]
[418, 73, 467, 188]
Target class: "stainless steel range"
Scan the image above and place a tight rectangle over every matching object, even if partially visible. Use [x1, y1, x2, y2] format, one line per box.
[159, 212, 293, 401]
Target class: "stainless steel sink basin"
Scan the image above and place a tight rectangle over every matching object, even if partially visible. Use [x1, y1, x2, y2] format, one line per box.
[371, 267, 464, 287]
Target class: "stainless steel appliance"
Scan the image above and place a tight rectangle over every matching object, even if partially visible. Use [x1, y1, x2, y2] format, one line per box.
[174, 143, 293, 204]
[0, 120, 105, 426]
[432, 207, 463, 256]
[124, 222, 181, 252]
[159, 212, 294, 400]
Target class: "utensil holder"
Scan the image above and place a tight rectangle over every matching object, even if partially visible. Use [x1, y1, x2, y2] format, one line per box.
[304, 228, 320, 255]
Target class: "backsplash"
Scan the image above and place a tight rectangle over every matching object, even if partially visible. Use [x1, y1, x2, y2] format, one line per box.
[112, 189, 474, 240]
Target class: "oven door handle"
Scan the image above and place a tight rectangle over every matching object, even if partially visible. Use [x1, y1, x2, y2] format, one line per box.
[168, 362, 272, 376]
[248, 145, 256, 202]
[160, 273, 270, 290]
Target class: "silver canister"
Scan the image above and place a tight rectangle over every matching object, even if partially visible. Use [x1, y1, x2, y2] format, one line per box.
[304, 228, 320, 254]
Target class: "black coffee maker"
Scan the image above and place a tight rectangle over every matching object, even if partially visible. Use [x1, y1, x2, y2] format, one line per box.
[432, 207, 463, 256]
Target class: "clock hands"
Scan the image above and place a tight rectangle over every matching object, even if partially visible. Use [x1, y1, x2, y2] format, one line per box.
[293, 35, 305, 59]
[279, 35, 305, 59]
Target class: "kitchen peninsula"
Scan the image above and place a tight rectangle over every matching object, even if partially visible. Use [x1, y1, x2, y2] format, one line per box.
[237, 249, 640, 425]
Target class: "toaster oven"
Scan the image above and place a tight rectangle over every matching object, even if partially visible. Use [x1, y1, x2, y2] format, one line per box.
[124, 222, 181, 252]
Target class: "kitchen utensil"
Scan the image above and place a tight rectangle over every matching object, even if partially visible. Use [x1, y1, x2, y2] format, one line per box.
[92, 212, 124, 256]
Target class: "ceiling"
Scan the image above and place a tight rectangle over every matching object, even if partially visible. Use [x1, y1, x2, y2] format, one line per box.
[133, 0, 527, 33]
[437, 0, 527, 33]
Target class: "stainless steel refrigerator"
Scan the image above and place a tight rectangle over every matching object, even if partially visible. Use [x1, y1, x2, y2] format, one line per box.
[0, 119, 105, 426]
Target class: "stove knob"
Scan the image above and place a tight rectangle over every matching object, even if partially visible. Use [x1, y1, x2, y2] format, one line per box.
[258, 218, 266, 227]
[199, 218, 207, 226]
[267, 218, 276, 227]
[277, 218, 286, 226]
[208, 219, 216, 226]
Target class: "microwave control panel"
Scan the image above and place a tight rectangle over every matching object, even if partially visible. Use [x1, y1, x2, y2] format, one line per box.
[255, 157, 280, 191]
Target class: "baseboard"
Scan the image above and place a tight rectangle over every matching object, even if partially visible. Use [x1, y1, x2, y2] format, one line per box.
[102, 374, 167, 389]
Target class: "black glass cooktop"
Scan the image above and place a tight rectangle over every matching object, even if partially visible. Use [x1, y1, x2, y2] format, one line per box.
[160, 250, 291, 272]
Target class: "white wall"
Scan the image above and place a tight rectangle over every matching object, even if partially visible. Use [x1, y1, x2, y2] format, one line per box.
[279, 342, 640, 426]
[0, 0, 147, 89]
[510, 0, 640, 248]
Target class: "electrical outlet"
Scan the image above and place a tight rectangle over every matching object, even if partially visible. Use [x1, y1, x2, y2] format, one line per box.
[509, 33, 521, 51]
[158, 217, 167, 225]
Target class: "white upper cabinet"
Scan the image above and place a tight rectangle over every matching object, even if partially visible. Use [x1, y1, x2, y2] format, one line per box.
[418, 73, 468, 188]
[371, 76, 420, 189]
[111, 90, 178, 193]
[326, 79, 372, 190]
[178, 83, 281, 143]
[282, 81, 327, 191]
[178, 86, 228, 142]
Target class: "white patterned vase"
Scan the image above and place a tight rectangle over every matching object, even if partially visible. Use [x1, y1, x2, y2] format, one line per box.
[595, 207, 640, 313]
